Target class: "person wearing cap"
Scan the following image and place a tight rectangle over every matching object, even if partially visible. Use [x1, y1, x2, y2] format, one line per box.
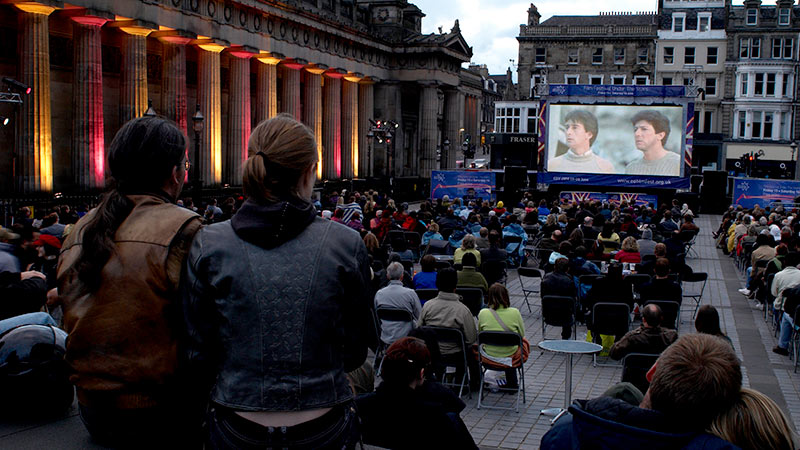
[637, 228, 657, 258]
[493, 201, 506, 216]
[29, 234, 62, 290]
[0, 228, 21, 274]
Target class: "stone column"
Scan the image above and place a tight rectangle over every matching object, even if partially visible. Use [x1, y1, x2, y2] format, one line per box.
[72, 15, 109, 190]
[358, 79, 375, 178]
[322, 71, 343, 180]
[341, 75, 360, 179]
[280, 61, 303, 121]
[225, 49, 253, 186]
[15, 3, 55, 193]
[119, 26, 151, 125]
[255, 53, 280, 124]
[444, 88, 465, 169]
[157, 33, 192, 135]
[304, 65, 325, 179]
[419, 81, 440, 175]
[196, 40, 226, 187]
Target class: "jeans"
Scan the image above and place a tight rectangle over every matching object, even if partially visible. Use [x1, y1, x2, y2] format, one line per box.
[778, 312, 799, 349]
[207, 402, 360, 450]
[746, 267, 753, 289]
[0, 312, 63, 337]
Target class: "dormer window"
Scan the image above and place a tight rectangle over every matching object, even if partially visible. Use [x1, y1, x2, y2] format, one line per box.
[746, 8, 757, 26]
[673, 14, 685, 32]
[779, 8, 790, 26]
[698, 13, 711, 32]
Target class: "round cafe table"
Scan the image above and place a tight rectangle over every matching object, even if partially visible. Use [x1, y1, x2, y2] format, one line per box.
[538, 340, 603, 423]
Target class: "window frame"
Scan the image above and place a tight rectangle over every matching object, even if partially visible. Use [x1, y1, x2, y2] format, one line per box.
[684, 47, 696, 65]
[779, 8, 791, 26]
[611, 75, 626, 85]
[633, 75, 649, 86]
[751, 38, 761, 59]
[535, 47, 546, 64]
[662, 76, 673, 86]
[739, 73, 749, 96]
[637, 48, 648, 65]
[784, 38, 794, 60]
[672, 13, 685, 32]
[589, 75, 604, 85]
[698, 13, 711, 32]
[663, 46, 674, 64]
[746, 8, 758, 26]
[707, 47, 718, 65]
[740, 38, 750, 59]
[705, 77, 717, 97]
[568, 48, 579, 65]
[614, 47, 626, 65]
[565, 74, 580, 85]
[592, 48, 603, 65]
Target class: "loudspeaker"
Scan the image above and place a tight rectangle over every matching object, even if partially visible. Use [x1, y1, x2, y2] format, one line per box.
[503, 166, 528, 205]
[701, 171, 728, 214]
[690, 175, 703, 194]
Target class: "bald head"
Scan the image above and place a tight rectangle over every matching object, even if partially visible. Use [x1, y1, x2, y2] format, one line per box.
[643, 304, 662, 328]
[551, 230, 562, 241]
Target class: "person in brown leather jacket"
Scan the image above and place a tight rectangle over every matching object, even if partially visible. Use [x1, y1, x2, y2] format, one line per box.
[609, 304, 678, 360]
[55, 117, 202, 447]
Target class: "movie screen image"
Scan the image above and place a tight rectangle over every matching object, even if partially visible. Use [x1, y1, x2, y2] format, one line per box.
[546, 104, 684, 177]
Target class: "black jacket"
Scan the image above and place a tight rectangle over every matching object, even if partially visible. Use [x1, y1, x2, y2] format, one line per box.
[183, 197, 374, 411]
[542, 272, 576, 299]
[0, 271, 47, 321]
[640, 279, 683, 305]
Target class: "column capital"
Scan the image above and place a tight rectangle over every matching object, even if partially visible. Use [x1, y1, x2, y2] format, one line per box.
[343, 72, 364, 83]
[255, 52, 283, 65]
[109, 17, 157, 36]
[12, 1, 60, 15]
[359, 76, 379, 85]
[194, 37, 228, 53]
[152, 28, 195, 45]
[227, 45, 258, 59]
[324, 68, 346, 79]
[418, 80, 441, 88]
[280, 58, 308, 70]
[305, 64, 328, 75]
[64, 7, 113, 26]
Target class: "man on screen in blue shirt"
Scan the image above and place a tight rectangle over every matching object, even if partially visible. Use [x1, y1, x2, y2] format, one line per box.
[625, 110, 681, 176]
[549, 110, 615, 174]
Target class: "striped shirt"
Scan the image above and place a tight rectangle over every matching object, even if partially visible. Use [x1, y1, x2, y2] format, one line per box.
[625, 151, 681, 176]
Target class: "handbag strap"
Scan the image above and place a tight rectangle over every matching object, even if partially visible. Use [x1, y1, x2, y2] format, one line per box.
[489, 308, 513, 333]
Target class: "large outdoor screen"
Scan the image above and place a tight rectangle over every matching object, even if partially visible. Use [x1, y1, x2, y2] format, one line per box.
[545, 104, 685, 177]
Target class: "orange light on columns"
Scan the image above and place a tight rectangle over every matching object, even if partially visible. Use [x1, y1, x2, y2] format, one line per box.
[342, 73, 361, 179]
[305, 64, 326, 179]
[195, 39, 227, 186]
[255, 52, 282, 123]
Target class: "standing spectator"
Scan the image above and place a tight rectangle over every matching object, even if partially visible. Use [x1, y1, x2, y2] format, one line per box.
[478, 284, 526, 390]
[183, 114, 371, 448]
[55, 117, 202, 446]
[375, 262, 421, 345]
[609, 304, 678, 360]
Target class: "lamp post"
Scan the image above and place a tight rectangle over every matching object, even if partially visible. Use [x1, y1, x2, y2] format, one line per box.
[443, 138, 450, 170]
[791, 142, 798, 180]
[191, 103, 204, 203]
[366, 129, 374, 178]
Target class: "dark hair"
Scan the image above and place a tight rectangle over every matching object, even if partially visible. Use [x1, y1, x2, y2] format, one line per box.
[755, 233, 773, 249]
[420, 254, 436, 272]
[631, 110, 671, 146]
[786, 252, 800, 267]
[461, 252, 477, 267]
[695, 305, 725, 337]
[564, 109, 599, 146]
[487, 283, 510, 309]
[554, 257, 570, 274]
[776, 243, 789, 256]
[381, 337, 431, 387]
[558, 241, 573, 256]
[488, 230, 501, 245]
[643, 303, 662, 327]
[655, 257, 671, 278]
[66, 117, 186, 293]
[436, 267, 458, 293]
[601, 222, 614, 239]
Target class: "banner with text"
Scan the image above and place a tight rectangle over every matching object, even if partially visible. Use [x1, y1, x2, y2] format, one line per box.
[540, 172, 690, 189]
[732, 178, 800, 208]
[430, 170, 496, 201]
[559, 192, 658, 207]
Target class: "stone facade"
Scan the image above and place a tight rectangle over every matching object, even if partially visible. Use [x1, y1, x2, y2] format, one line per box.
[0, 0, 483, 193]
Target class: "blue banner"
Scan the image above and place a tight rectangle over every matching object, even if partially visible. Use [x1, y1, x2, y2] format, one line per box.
[540, 172, 690, 189]
[548, 84, 687, 98]
[733, 178, 800, 208]
[559, 192, 658, 207]
[430, 170, 496, 201]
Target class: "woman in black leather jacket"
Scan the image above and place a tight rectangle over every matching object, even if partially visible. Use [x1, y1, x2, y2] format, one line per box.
[183, 114, 374, 449]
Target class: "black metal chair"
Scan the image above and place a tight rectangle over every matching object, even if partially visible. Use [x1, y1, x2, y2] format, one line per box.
[405, 231, 422, 261]
[591, 302, 631, 367]
[681, 272, 708, 319]
[435, 260, 453, 271]
[644, 300, 681, 330]
[578, 274, 605, 306]
[481, 260, 507, 286]
[476, 331, 526, 412]
[415, 289, 439, 304]
[678, 229, 700, 258]
[424, 239, 450, 256]
[374, 307, 416, 374]
[517, 267, 544, 313]
[621, 353, 660, 395]
[625, 274, 652, 300]
[400, 260, 414, 274]
[541, 295, 576, 339]
[504, 235, 524, 268]
[418, 326, 471, 398]
[455, 287, 484, 317]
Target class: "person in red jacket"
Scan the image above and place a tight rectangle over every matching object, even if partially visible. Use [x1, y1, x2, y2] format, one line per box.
[614, 236, 642, 264]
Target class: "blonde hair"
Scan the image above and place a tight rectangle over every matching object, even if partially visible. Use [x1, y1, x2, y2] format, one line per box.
[621, 236, 639, 253]
[428, 222, 440, 233]
[709, 388, 796, 450]
[461, 234, 476, 250]
[243, 113, 317, 202]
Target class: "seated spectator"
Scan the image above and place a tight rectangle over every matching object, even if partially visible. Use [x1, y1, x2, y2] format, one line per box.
[28, 234, 61, 290]
[492, 201, 506, 216]
[548, 241, 573, 266]
[538, 230, 562, 252]
[658, 210, 679, 235]
[477, 284, 526, 390]
[0, 270, 48, 321]
[637, 228, 657, 258]
[586, 262, 634, 311]
[597, 223, 620, 255]
[369, 210, 382, 230]
[541, 258, 576, 340]
[363, 232, 388, 268]
[456, 253, 488, 294]
[0, 228, 21, 273]
[568, 228, 585, 250]
[614, 237, 642, 264]
[680, 214, 700, 233]
[392, 239, 414, 261]
[381, 253, 414, 289]
[39, 212, 66, 239]
[709, 388, 795, 450]
[639, 258, 683, 305]
[739, 233, 776, 298]
[569, 246, 601, 277]
[375, 262, 421, 345]
[413, 254, 437, 290]
[454, 234, 481, 267]
[475, 227, 490, 250]
[480, 230, 508, 265]
[418, 268, 479, 390]
[637, 243, 667, 276]
[609, 304, 678, 360]
[356, 337, 478, 449]
[771, 252, 800, 357]
[422, 222, 443, 246]
[346, 211, 364, 231]
[695, 305, 733, 350]
[542, 334, 742, 449]
[580, 216, 598, 240]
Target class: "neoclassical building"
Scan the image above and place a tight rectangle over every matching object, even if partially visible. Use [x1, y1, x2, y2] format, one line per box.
[0, 0, 483, 193]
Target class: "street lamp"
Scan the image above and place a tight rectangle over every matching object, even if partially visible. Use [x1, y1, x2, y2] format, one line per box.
[791, 142, 798, 180]
[191, 104, 205, 202]
[366, 130, 374, 178]
[443, 139, 450, 169]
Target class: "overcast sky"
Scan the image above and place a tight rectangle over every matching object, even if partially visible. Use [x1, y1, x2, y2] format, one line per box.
[412, 0, 767, 78]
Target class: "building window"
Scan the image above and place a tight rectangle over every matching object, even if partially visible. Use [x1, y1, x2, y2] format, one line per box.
[752, 112, 762, 138]
[773, 39, 783, 58]
[565, 74, 580, 84]
[766, 73, 776, 96]
[740, 39, 749, 58]
[673, 14, 685, 32]
[751, 38, 761, 58]
[530, 75, 542, 97]
[754, 73, 765, 95]
[589, 75, 603, 85]
[740, 73, 749, 96]
[527, 107, 538, 133]
[707, 47, 718, 64]
[783, 74, 791, 97]
[663, 77, 673, 85]
[637, 48, 648, 65]
[698, 14, 711, 32]
[779, 8, 790, 26]
[703, 111, 713, 134]
[611, 75, 626, 85]
[783, 38, 794, 59]
[568, 49, 579, 65]
[664, 47, 674, 64]
[705, 77, 717, 96]
[495, 106, 522, 133]
[781, 113, 790, 139]
[738, 111, 747, 138]
[746, 8, 758, 26]
[633, 76, 649, 85]
[614, 48, 625, 65]
[685, 47, 695, 65]
[592, 48, 603, 64]
[764, 112, 773, 139]
[535, 48, 546, 64]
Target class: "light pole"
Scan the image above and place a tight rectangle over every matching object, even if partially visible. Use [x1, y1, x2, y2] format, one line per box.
[191, 103, 204, 203]
[791, 142, 798, 180]
[366, 130, 374, 178]
[443, 138, 450, 169]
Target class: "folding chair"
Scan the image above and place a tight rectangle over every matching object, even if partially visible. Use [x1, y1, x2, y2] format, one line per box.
[455, 287, 484, 317]
[517, 267, 544, 313]
[644, 300, 680, 330]
[400, 260, 414, 274]
[424, 239, 449, 256]
[481, 260, 507, 286]
[625, 274, 652, 301]
[542, 295, 576, 339]
[374, 307, 416, 375]
[621, 353, 660, 395]
[578, 274, 605, 306]
[418, 326, 471, 398]
[591, 302, 631, 367]
[405, 231, 422, 261]
[387, 230, 406, 249]
[765, 273, 776, 322]
[504, 235, 524, 268]
[682, 272, 708, 319]
[679, 230, 699, 258]
[435, 260, 453, 271]
[476, 331, 526, 412]
[415, 288, 439, 304]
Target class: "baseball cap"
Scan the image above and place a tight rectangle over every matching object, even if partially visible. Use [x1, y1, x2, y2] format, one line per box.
[32, 234, 62, 249]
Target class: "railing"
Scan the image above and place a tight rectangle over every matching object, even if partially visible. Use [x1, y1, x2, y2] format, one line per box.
[519, 25, 656, 36]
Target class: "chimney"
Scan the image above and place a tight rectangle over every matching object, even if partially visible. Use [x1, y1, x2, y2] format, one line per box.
[528, 3, 541, 26]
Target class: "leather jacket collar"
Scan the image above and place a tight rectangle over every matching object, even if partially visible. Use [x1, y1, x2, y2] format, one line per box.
[231, 197, 317, 249]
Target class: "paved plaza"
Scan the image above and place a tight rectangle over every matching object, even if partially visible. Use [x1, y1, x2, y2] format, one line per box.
[2, 215, 800, 449]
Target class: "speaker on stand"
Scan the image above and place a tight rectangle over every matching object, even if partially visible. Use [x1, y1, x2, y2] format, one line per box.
[701, 170, 729, 214]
